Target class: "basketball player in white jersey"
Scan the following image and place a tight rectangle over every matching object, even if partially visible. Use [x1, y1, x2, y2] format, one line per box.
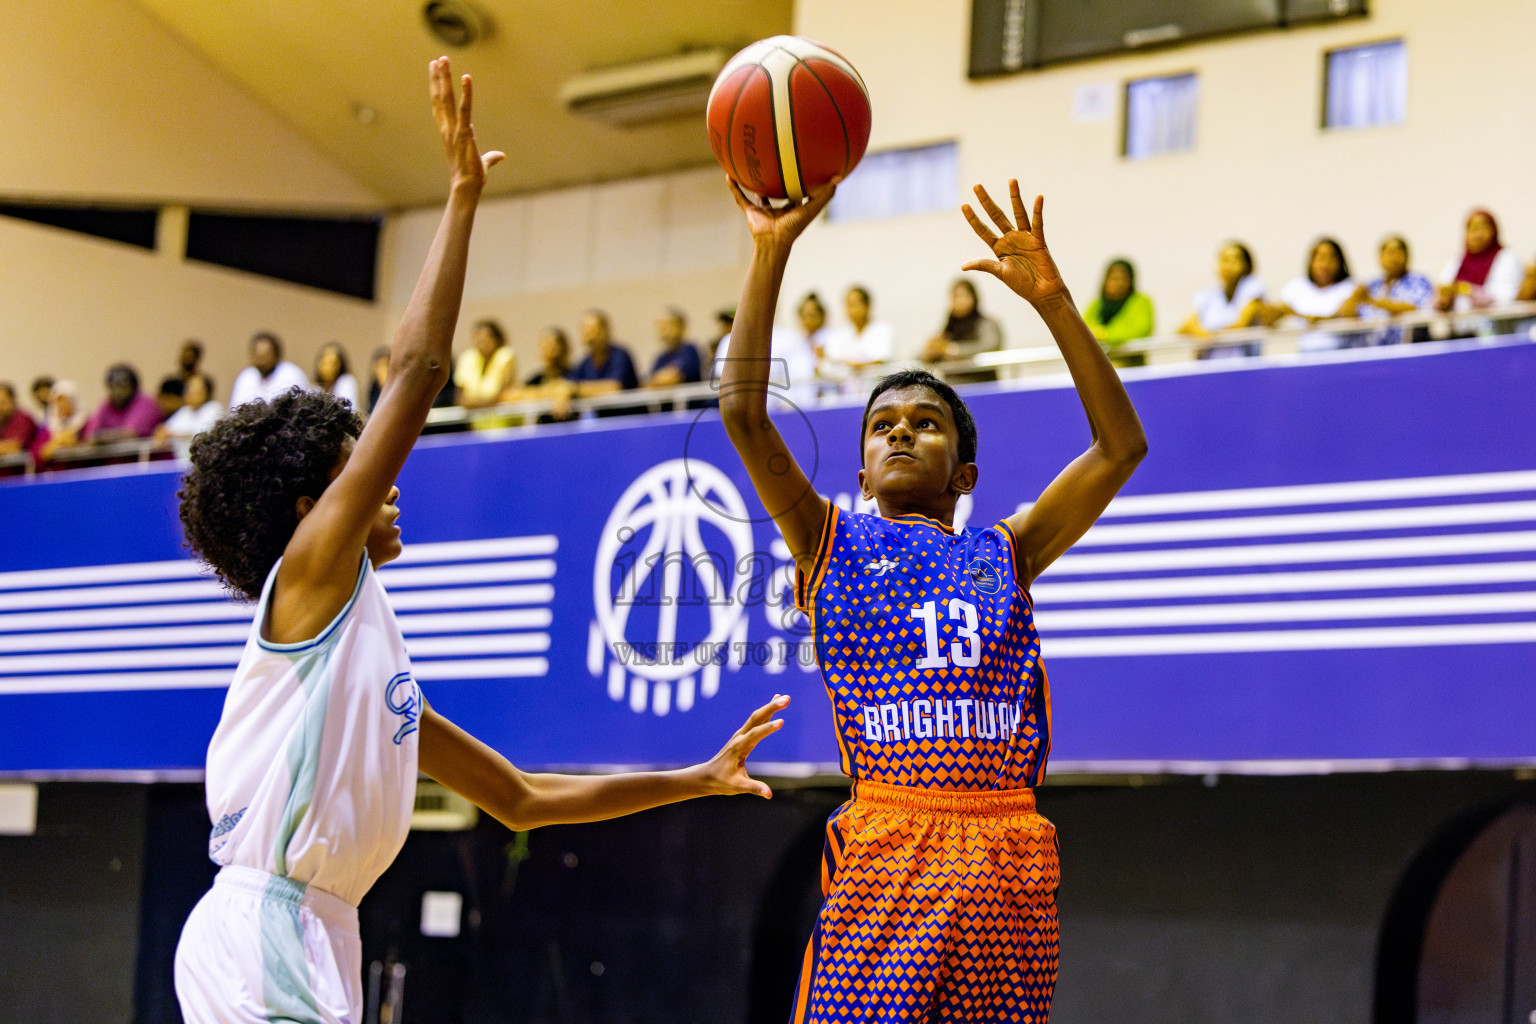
[172, 59, 790, 1024]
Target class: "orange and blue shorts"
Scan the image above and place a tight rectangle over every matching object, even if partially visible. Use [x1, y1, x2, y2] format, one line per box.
[789, 781, 1060, 1024]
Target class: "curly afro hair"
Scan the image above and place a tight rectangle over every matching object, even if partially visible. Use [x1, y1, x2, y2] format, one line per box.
[179, 388, 362, 602]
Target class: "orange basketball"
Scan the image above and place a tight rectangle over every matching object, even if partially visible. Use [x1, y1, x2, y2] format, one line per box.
[706, 36, 872, 203]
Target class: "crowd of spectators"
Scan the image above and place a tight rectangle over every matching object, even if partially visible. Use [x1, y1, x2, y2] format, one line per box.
[5, 209, 1534, 474]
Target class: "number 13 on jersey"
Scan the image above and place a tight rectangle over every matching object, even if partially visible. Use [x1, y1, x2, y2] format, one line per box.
[909, 599, 981, 669]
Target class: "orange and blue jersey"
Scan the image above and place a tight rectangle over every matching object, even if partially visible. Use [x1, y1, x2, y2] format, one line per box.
[795, 506, 1053, 791]
[790, 507, 1061, 1024]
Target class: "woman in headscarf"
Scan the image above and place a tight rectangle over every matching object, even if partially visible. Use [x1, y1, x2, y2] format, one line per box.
[922, 279, 1004, 383]
[1084, 258, 1155, 366]
[1435, 210, 1527, 311]
[33, 379, 88, 464]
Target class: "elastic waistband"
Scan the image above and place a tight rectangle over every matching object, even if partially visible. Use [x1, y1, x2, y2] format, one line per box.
[214, 865, 358, 924]
[853, 779, 1036, 817]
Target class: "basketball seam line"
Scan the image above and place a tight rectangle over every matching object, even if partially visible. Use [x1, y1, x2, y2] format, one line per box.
[795, 59, 852, 177]
[723, 69, 751, 191]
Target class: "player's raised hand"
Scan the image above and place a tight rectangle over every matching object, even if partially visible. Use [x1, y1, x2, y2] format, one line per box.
[696, 694, 791, 798]
[430, 56, 504, 192]
[961, 180, 1068, 306]
[729, 178, 839, 254]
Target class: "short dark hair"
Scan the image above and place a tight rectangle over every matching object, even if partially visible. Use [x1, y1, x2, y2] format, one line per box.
[0, 382, 15, 401]
[847, 285, 872, 306]
[31, 375, 55, 394]
[251, 331, 282, 357]
[181, 339, 204, 358]
[543, 327, 570, 358]
[106, 363, 140, 393]
[316, 341, 351, 381]
[158, 376, 185, 399]
[1380, 234, 1410, 260]
[861, 369, 977, 465]
[799, 292, 825, 316]
[178, 389, 361, 601]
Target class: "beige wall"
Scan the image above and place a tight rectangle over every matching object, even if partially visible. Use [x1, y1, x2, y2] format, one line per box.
[0, 0, 387, 414]
[381, 0, 1536, 372]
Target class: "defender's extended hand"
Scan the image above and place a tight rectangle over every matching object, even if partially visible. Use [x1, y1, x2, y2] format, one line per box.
[430, 56, 504, 190]
[961, 180, 1067, 305]
[696, 694, 791, 798]
[730, 179, 839, 253]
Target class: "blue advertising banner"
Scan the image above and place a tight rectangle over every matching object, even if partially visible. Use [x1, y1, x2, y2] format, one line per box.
[2, 339, 1534, 775]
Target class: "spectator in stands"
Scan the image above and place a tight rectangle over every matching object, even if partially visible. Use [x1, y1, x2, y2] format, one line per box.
[1180, 242, 1271, 358]
[454, 319, 516, 409]
[1271, 238, 1361, 351]
[706, 308, 735, 365]
[156, 376, 186, 421]
[1521, 262, 1536, 303]
[714, 318, 819, 404]
[176, 339, 204, 382]
[1436, 210, 1527, 311]
[502, 327, 579, 423]
[1359, 235, 1436, 345]
[367, 346, 390, 413]
[156, 372, 224, 454]
[823, 285, 894, 379]
[314, 341, 360, 410]
[0, 382, 38, 456]
[922, 280, 1004, 383]
[30, 376, 54, 419]
[35, 379, 86, 459]
[572, 308, 640, 396]
[230, 332, 308, 407]
[83, 364, 162, 442]
[1083, 259, 1155, 367]
[647, 307, 703, 388]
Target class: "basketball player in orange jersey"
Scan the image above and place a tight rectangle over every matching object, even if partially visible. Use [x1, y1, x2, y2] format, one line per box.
[719, 177, 1147, 1023]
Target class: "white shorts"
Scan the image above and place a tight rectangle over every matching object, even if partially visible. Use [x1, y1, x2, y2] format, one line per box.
[174, 865, 362, 1024]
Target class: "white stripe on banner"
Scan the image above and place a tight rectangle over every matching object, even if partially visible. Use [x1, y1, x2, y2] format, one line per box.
[1049, 529, 1536, 576]
[1100, 469, 1536, 518]
[0, 559, 206, 592]
[0, 623, 251, 653]
[1036, 591, 1536, 631]
[404, 633, 551, 657]
[0, 602, 251, 634]
[388, 584, 555, 610]
[1044, 621, 1536, 657]
[377, 559, 558, 587]
[0, 580, 226, 613]
[397, 609, 553, 633]
[393, 535, 559, 564]
[1033, 561, 1536, 602]
[414, 657, 549, 680]
[1078, 501, 1536, 547]
[0, 669, 236, 695]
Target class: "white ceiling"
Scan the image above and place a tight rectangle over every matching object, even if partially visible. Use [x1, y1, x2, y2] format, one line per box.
[133, 0, 794, 208]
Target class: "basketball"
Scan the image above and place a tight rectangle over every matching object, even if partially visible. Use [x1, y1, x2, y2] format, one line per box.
[706, 35, 872, 204]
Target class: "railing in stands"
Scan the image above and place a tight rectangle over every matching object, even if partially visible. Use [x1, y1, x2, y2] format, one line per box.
[5, 301, 1534, 479]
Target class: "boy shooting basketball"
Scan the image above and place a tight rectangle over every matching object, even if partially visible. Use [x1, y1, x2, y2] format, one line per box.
[719, 178, 1147, 1022]
[172, 60, 788, 1024]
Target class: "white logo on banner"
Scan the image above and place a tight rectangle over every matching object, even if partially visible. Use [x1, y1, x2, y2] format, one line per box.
[589, 459, 755, 716]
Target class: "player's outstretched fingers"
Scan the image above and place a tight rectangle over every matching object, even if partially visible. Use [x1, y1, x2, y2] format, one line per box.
[973, 183, 1014, 234]
[740, 693, 790, 733]
[1009, 179, 1029, 228]
[1030, 193, 1046, 240]
[961, 204, 999, 248]
[734, 717, 786, 758]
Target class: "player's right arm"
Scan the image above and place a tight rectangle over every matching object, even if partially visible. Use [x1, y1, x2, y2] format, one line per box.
[717, 181, 838, 573]
[273, 59, 503, 635]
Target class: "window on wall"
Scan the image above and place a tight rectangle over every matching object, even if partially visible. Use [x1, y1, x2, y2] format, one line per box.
[1324, 39, 1406, 130]
[826, 141, 958, 223]
[1123, 72, 1199, 159]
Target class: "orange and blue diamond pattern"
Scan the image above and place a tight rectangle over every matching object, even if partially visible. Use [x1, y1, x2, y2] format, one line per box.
[789, 782, 1060, 1024]
[795, 508, 1052, 790]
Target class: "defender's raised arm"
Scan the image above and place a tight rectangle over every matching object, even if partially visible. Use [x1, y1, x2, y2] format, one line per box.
[717, 182, 838, 573]
[962, 180, 1148, 589]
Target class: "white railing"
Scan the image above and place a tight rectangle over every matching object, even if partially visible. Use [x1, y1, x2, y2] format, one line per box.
[6, 302, 1534, 479]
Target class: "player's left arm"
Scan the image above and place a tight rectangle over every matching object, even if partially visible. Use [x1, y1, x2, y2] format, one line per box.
[416, 695, 789, 831]
[962, 180, 1148, 590]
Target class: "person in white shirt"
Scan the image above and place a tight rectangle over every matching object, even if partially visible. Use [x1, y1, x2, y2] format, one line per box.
[156, 372, 224, 455]
[1180, 242, 1273, 359]
[821, 285, 895, 381]
[229, 333, 310, 408]
[1435, 209, 1527, 312]
[1273, 238, 1363, 352]
[170, 60, 786, 1024]
[313, 342, 360, 410]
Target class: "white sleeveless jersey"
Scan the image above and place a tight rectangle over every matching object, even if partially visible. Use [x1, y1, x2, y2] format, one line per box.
[203, 556, 422, 906]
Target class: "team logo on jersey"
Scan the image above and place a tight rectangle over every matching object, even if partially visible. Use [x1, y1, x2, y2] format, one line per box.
[589, 459, 755, 717]
[968, 558, 1002, 594]
[385, 672, 421, 744]
[864, 557, 900, 576]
